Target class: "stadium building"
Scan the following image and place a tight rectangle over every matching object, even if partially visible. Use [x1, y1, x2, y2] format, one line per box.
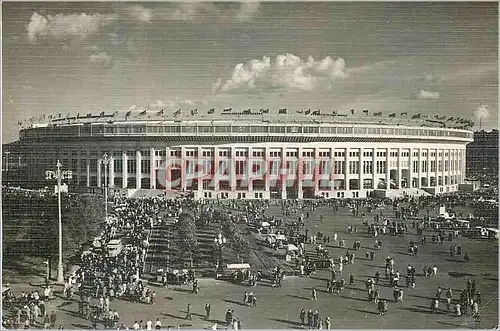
[8, 110, 474, 199]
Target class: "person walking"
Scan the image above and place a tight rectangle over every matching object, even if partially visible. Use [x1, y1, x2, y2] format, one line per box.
[155, 318, 162, 330]
[431, 298, 439, 314]
[311, 287, 317, 300]
[325, 317, 331, 330]
[205, 302, 211, 320]
[299, 309, 306, 326]
[49, 311, 56, 328]
[186, 303, 192, 321]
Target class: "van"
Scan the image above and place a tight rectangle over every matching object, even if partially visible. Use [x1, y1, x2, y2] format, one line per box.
[107, 239, 123, 258]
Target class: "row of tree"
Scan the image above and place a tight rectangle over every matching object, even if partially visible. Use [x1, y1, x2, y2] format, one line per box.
[222, 220, 250, 262]
[175, 212, 199, 266]
[3, 190, 105, 264]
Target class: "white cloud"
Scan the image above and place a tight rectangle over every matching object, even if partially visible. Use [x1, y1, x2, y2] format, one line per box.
[148, 98, 196, 109]
[166, 3, 204, 21]
[122, 5, 153, 23]
[424, 74, 435, 81]
[154, 3, 259, 22]
[416, 89, 440, 100]
[84, 45, 100, 51]
[215, 53, 347, 93]
[89, 51, 112, 65]
[27, 11, 118, 43]
[235, 2, 261, 22]
[473, 103, 490, 120]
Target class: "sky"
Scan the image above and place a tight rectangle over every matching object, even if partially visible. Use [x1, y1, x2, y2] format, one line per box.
[2, 1, 498, 142]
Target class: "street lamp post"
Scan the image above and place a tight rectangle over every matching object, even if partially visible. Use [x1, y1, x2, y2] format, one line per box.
[45, 160, 73, 284]
[102, 153, 110, 220]
[214, 233, 227, 271]
[5, 151, 10, 171]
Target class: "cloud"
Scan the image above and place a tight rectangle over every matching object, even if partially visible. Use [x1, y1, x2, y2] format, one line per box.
[424, 74, 435, 81]
[164, 3, 205, 21]
[89, 51, 112, 65]
[235, 2, 261, 22]
[214, 53, 347, 93]
[84, 45, 100, 51]
[153, 3, 259, 22]
[416, 89, 440, 100]
[27, 11, 118, 43]
[473, 103, 490, 120]
[148, 98, 196, 109]
[121, 5, 153, 23]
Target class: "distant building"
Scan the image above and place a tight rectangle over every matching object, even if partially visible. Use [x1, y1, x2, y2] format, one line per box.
[466, 129, 499, 183]
[4, 112, 474, 199]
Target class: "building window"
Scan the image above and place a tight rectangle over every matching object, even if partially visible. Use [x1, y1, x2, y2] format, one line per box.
[302, 161, 313, 175]
[422, 160, 428, 172]
[349, 161, 359, 174]
[376, 161, 386, 174]
[236, 161, 245, 175]
[413, 160, 419, 173]
[431, 160, 436, 172]
[252, 150, 264, 157]
[320, 151, 331, 157]
[334, 161, 345, 174]
[363, 161, 373, 174]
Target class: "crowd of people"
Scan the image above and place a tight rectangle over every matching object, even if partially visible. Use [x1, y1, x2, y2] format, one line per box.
[2, 186, 498, 329]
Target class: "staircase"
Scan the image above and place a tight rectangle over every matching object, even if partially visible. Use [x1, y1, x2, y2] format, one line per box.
[374, 188, 432, 198]
[144, 222, 218, 275]
[144, 222, 176, 274]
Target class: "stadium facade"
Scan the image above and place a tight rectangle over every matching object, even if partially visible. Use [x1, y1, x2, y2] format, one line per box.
[11, 113, 474, 199]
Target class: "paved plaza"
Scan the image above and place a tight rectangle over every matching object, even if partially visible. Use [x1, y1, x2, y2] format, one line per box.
[3, 202, 498, 329]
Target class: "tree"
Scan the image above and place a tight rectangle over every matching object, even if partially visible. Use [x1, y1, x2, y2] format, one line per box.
[175, 212, 199, 267]
[222, 219, 250, 262]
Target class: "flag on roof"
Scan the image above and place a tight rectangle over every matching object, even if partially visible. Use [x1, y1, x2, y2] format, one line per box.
[278, 108, 287, 114]
[388, 113, 396, 118]
[112, 110, 119, 117]
[304, 109, 311, 115]
[362, 109, 369, 114]
[374, 111, 382, 117]
[242, 109, 251, 114]
[99, 111, 105, 117]
[311, 109, 320, 115]
[173, 108, 181, 117]
[400, 112, 408, 116]
[411, 114, 421, 119]
[208, 108, 215, 114]
[125, 110, 132, 118]
[296, 109, 304, 114]
[222, 108, 232, 112]
[86, 113, 92, 117]
[191, 108, 198, 116]
[138, 109, 147, 116]
[350, 109, 355, 115]
[157, 109, 164, 116]
[332, 111, 338, 116]
[261, 108, 269, 114]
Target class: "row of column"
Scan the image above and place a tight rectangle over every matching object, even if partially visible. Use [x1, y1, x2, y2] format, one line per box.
[77, 146, 465, 192]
